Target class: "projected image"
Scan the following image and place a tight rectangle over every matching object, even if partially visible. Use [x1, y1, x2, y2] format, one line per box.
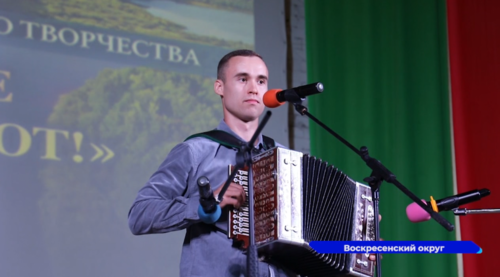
[1, 0, 253, 49]
[0, 0, 255, 277]
[128, 0, 254, 47]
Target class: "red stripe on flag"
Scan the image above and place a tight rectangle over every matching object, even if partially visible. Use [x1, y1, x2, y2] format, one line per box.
[447, 0, 500, 276]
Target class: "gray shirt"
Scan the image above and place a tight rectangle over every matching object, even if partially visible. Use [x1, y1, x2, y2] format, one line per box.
[128, 120, 296, 277]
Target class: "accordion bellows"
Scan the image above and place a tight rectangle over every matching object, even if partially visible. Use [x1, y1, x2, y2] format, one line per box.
[228, 147, 375, 277]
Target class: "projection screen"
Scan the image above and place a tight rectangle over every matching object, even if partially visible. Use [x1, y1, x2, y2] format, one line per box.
[0, 0, 288, 276]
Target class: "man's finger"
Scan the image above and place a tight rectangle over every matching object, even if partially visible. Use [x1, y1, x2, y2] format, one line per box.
[369, 253, 383, 261]
[225, 186, 244, 202]
[221, 197, 238, 209]
[231, 184, 246, 204]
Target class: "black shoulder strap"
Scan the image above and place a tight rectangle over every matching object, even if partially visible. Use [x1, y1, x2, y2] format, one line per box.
[262, 135, 275, 150]
[185, 130, 242, 149]
[185, 130, 275, 150]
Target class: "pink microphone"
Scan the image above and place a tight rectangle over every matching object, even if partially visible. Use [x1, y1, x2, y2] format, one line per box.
[406, 200, 432, 223]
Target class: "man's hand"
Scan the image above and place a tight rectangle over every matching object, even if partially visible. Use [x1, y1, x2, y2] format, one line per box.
[214, 182, 246, 209]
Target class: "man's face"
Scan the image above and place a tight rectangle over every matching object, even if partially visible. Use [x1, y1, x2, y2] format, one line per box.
[214, 56, 269, 123]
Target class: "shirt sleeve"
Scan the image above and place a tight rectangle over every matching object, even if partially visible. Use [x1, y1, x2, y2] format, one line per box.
[128, 142, 201, 235]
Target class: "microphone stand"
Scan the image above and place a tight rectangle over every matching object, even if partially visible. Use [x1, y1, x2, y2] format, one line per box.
[454, 208, 500, 215]
[216, 111, 272, 277]
[291, 101, 455, 277]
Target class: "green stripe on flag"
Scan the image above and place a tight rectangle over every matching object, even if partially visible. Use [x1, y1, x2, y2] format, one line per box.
[305, 0, 457, 276]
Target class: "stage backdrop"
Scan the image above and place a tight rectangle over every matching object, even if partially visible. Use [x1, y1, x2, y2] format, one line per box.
[305, 0, 500, 277]
[0, 0, 289, 276]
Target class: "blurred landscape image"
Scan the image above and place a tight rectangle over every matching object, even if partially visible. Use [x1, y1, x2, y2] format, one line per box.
[0, 1, 255, 276]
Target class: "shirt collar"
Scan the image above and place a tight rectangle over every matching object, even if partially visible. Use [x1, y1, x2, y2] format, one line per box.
[216, 120, 265, 150]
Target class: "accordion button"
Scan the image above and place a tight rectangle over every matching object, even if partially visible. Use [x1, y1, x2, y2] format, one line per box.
[356, 259, 368, 267]
[284, 225, 298, 233]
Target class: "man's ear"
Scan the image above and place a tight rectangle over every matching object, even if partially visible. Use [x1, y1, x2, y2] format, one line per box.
[214, 79, 224, 97]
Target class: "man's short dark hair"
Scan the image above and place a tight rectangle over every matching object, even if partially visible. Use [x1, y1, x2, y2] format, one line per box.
[217, 49, 264, 81]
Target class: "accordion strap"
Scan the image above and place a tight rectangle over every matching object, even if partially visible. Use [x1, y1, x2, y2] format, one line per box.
[185, 130, 275, 151]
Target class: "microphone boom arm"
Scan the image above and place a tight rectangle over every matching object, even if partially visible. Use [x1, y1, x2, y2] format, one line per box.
[293, 101, 454, 277]
[293, 102, 454, 231]
[454, 208, 500, 216]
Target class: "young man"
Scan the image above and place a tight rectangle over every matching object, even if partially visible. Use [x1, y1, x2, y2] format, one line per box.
[128, 50, 296, 277]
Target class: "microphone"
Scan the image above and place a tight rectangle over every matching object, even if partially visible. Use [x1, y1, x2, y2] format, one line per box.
[197, 176, 221, 224]
[263, 82, 324, 108]
[406, 188, 490, 223]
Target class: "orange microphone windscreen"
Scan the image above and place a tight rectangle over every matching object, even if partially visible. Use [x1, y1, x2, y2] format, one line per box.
[263, 89, 285, 108]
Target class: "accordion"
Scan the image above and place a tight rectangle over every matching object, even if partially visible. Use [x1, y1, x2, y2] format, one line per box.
[228, 147, 375, 277]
